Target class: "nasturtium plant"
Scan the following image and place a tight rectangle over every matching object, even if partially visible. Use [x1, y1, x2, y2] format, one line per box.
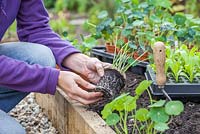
[101, 80, 153, 134]
[165, 101, 184, 116]
[123, 96, 137, 111]
[148, 100, 166, 108]
[106, 113, 120, 126]
[149, 107, 169, 123]
[101, 103, 113, 119]
[135, 80, 152, 96]
[135, 108, 149, 121]
[154, 122, 169, 132]
[101, 78, 184, 134]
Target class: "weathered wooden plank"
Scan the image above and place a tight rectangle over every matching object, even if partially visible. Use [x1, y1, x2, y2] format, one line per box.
[35, 88, 116, 134]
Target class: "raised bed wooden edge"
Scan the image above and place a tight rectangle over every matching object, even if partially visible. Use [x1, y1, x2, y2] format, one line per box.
[35, 88, 116, 134]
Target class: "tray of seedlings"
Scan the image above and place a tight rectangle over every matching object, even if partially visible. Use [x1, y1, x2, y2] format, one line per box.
[91, 46, 149, 75]
[145, 43, 200, 98]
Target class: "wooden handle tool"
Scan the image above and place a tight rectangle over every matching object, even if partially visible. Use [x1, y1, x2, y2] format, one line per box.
[153, 42, 172, 101]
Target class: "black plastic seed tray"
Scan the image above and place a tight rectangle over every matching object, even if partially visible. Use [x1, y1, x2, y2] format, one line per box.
[145, 65, 200, 98]
[90, 46, 149, 75]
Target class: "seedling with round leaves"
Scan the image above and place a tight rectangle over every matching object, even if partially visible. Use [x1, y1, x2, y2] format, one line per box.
[165, 101, 184, 116]
[101, 80, 152, 134]
[102, 92, 184, 134]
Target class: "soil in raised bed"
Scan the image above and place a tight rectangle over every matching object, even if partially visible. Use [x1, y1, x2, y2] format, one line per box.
[89, 70, 200, 134]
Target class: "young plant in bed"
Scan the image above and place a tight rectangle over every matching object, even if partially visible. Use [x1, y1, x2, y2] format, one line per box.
[96, 42, 148, 99]
[101, 80, 184, 134]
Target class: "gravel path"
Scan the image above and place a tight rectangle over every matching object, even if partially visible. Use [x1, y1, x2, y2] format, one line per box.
[9, 93, 58, 134]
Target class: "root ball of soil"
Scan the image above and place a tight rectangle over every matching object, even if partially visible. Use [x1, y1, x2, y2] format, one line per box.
[96, 69, 125, 98]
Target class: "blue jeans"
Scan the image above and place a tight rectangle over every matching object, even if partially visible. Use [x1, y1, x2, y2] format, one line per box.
[0, 42, 56, 133]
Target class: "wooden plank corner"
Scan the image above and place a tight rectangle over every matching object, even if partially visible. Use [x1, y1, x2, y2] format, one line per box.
[35, 87, 116, 134]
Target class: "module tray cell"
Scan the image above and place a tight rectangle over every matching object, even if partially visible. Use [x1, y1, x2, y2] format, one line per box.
[145, 65, 200, 98]
[90, 46, 149, 75]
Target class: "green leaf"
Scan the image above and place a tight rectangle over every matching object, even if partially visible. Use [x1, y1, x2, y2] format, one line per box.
[117, 39, 125, 47]
[62, 31, 68, 37]
[122, 29, 132, 37]
[149, 107, 169, 123]
[106, 113, 120, 126]
[149, 0, 172, 9]
[135, 108, 149, 121]
[112, 93, 129, 111]
[174, 13, 187, 26]
[101, 103, 113, 119]
[154, 122, 169, 132]
[132, 20, 144, 27]
[132, 0, 139, 4]
[98, 10, 108, 19]
[138, 2, 148, 8]
[176, 28, 187, 38]
[115, 16, 124, 26]
[122, 0, 130, 3]
[148, 100, 166, 108]
[124, 96, 137, 111]
[150, 15, 161, 23]
[135, 80, 152, 96]
[165, 101, 184, 116]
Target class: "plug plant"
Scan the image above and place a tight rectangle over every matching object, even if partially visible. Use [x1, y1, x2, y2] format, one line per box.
[112, 42, 148, 74]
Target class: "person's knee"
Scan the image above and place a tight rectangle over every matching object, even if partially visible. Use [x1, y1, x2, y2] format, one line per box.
[32, 44, 56, 67]
[0, 110, 26, 134]
[0, 42, 56, 67]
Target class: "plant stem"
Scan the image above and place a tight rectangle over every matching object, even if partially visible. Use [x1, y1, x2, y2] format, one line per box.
[86, 21, 96, 28]
[135, 123, 142, 134]
[122, 50, 148, 73]
[119, 112, 126, 133]
[114, 125, 122, 134]
[123, 110, 128, 134]
[147, 88, 153, 105]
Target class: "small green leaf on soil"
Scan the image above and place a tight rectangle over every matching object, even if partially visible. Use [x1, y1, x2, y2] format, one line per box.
[106, 113, 120, 126]
[154, 122, 169, 132]
[165, 101, 184, 115]
[135, 108, 149, 121]
[135, 80, 152, 96]
[148, 100, 166, 108]
[149, 107, 169, 123]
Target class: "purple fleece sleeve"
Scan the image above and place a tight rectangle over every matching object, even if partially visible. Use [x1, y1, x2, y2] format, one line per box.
[0, 55, 59, 95]
[16, 0, 80, 70]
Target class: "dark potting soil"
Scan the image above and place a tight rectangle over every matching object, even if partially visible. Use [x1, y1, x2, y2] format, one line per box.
[89, 71, 200, 134]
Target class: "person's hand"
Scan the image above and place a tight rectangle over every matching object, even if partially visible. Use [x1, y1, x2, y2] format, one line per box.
[58, 71, 103, 104]
[62, 53, 112, 83]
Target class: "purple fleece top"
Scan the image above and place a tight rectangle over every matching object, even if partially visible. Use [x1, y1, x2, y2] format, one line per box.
[0, 0, 79, 94]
